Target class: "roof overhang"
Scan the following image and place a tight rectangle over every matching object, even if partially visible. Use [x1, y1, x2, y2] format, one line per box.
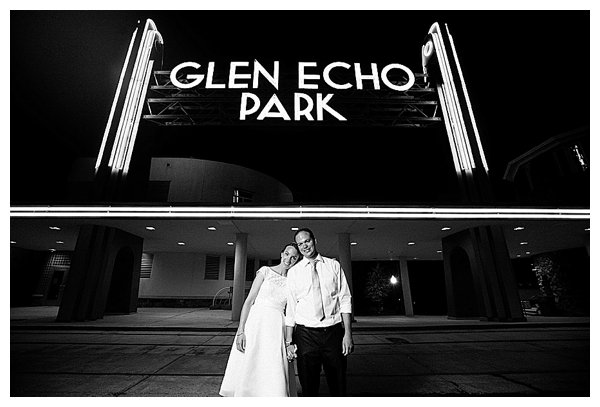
[10, 205, 590, 262]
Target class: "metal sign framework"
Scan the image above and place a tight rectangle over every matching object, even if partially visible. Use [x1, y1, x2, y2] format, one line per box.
[143, 71, 442, 128]
[95, 19, 486, 185]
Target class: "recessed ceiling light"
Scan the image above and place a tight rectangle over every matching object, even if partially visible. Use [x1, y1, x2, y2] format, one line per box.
[436, 250, 442, 253]
[520, 242, 528, 245]
[49, 226, 61, 231]
[413, 257, 419, 260]
[350, 242, 358, 246]
[525, 251, 531, 255]
[177, 242, 186, 246]
[146, 226, 156, 231]
[227, 242, 234, 246]
[56, 241, 64, 244]
[514, 226, 525, 231]
[517, 254, 521, 257]
[10, 241, 16, 244]
[208, 226, 217, 231]
[291, 227, 299, 231]
[49, 248, 56, 252]
[585, 228, 590, 231]
[441, 227, 451, 231]
[407, 242, 416, 246]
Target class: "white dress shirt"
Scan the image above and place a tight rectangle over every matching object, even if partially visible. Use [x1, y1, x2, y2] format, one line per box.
[285, 254, 352, 328]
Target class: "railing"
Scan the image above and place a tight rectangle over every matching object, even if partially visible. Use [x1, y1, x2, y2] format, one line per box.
[211, 286, 233, 310]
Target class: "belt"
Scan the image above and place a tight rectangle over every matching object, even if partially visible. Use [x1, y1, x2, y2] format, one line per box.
[297, 323, 341, 332]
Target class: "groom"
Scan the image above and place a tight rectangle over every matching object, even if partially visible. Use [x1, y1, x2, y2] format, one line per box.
[285, 228, 354, 396]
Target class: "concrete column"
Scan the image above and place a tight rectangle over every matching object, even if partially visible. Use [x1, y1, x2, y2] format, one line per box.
[398, 257, 414, 317]
[231, 233, 248, 321]
[337, 233, 354, 296]
[56, 225, 142, 322]
[338, 233, 355, 321]
[442, 227, 525, 321]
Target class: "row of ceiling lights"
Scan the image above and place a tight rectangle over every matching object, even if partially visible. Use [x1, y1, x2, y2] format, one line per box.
[515, 226, 529, 256]
[157, 224, 554, 258]
[11, 225, 65, 251]
[139, 225, 461, 250]
[147, 225, 236, 246]
[514, 225, 544, 257]
[10, 224, 590, 254]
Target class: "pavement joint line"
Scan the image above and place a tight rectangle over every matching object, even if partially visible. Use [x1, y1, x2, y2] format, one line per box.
[13, 370, 588, 377]
[112, 374, 151, 397]
[494, 372, 544, 393]
[112, 351, 192, 396]
[12, 330, 225, 337]
[346, 370, 592, 381]
[380, 338, 590, 345]
[443, 378, 470, 395]
[10, 327, 591, 335]
[11, 342, 233, 347]
[142, 308, 201, 325]
[152, 351, 193, 374]
[9, 338, 589, 347]
[13, 371, 228, 376]
[9, 321, 590, 333]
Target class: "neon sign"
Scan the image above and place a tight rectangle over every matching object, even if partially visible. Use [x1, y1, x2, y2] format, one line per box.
[170, 60, 415, 121]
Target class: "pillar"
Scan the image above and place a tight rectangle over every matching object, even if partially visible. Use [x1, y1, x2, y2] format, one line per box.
[337, 233, 354, 296]
[56, 225, 142, 322]
[398, 257, 414, 317]
[231, 233, 248, 321]
[338, 233, 355, 321]
[443, 226, 525, 321]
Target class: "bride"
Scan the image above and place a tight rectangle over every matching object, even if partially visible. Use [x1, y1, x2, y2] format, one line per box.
[219, 242, 301, 397]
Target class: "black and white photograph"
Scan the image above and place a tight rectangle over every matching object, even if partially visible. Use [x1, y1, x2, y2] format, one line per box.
[7, 2, 593, 398]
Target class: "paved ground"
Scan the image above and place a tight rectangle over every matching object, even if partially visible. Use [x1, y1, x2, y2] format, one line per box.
[10, 307, 590, 396]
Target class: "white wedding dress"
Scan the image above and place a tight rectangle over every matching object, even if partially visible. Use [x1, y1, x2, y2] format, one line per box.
[219, 266, 297, 397]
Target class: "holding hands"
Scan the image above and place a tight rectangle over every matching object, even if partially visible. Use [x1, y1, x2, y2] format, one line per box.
[286, 343, 297, 362]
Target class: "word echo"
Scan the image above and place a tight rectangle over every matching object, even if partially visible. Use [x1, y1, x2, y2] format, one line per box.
[170, 60, 415, 121]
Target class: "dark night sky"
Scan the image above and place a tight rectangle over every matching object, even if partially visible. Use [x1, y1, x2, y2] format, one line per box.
[9, 10, 590, 204]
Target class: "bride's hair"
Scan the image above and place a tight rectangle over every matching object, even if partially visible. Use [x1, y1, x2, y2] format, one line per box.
[281, 242, 300, 254]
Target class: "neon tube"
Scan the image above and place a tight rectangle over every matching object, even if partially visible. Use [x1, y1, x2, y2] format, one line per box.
[431, 31, 475, 172]
[9, 206, 590, 220]
[123, 59, 155, 175]
[112, 20, 153, 171]
[109, 19, 162, 174]
[95, 27, 139, 172]
[118, 31, 155, 171]
[9, 206, 590, 214]
[446, 24, 489, 172]
[429, 24, 478, 173]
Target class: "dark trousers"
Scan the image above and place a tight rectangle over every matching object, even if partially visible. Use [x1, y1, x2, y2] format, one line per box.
[294, 323, 347, 396]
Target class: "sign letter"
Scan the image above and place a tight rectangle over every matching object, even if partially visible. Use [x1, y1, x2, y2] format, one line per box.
[381, 63, 415, 92]
[257, 94, 291, 121]
[317, 93, 346, 121]
[239, 93, 261, 120]
[171, 62, 204, 89]
[298, 62, 320, 90]
[294, 93, 314, 121]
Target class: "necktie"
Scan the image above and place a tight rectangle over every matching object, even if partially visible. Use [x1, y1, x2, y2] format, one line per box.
[310, 260, 325, 321]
